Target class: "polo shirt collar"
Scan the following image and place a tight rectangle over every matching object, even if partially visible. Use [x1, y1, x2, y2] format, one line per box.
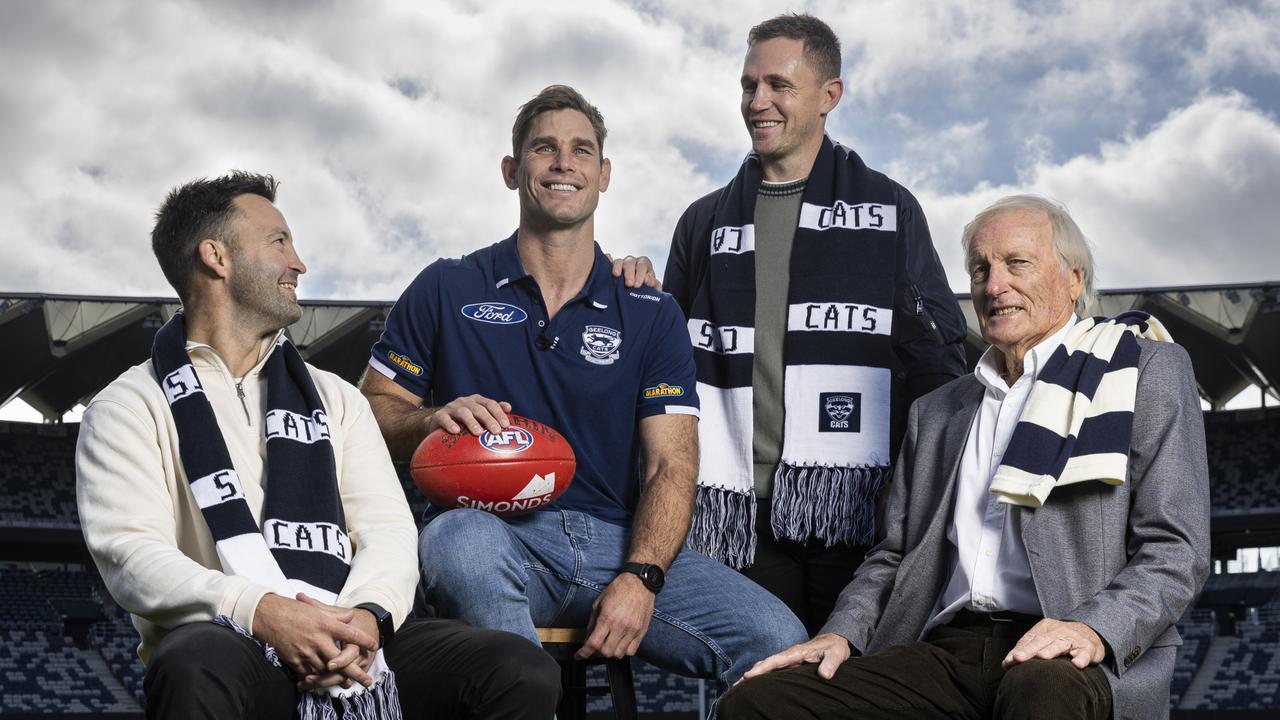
[492, 232, 612, 311]
[581, 243, 613, 310]
[493, 232, 529, 289]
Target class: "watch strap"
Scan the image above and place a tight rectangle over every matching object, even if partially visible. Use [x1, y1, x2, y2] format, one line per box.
[620, 562, 664, 593]
[354, 602, 394, 647]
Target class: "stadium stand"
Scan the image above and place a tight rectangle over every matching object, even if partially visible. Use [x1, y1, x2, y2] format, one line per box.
[0, 568, 99, 631]
[0, 567, 142, 714]
[1204, 409, 1280, 514]
[0, 423, 79, 528]
[1190, 597, 1280, 710]
[1173, 608, 1217, 707]
[0, 630, 135, 713]
[90, 612, 147, 706]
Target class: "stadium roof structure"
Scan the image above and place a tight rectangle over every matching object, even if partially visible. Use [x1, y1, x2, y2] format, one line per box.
[2, 282, 1278, 420]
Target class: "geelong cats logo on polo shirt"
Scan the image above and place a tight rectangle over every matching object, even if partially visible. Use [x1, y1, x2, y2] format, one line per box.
[819, 392, 861, 432]
[580, 325, 622, 365]
[461, 302, 528, 325]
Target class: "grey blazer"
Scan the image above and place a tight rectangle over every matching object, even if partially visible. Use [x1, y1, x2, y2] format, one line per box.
[820, 339, 1211, 720]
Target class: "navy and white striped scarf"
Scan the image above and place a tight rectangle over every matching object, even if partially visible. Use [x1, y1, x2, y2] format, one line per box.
[151, 311, 400, 720]
[685, 137, 901, 568]
[990, 311, 1172, 507]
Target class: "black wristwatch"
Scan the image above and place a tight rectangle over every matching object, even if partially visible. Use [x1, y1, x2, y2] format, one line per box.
[355, 603, 395, 648]
[620, 562, 665, 594]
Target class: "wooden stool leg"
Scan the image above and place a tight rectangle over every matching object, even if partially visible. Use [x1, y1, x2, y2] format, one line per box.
[605, 657, 638, 720]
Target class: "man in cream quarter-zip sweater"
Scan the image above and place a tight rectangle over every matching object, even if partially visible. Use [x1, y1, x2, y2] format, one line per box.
[79, 329, 395, 660]
[76, 171, 559, 719]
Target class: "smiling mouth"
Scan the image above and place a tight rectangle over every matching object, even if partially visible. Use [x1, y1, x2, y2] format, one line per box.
[752, 120, 781, 129]
[543, 182, 579, 192]
[990, 306, 1022, 317]
[280, 282, 297, 293]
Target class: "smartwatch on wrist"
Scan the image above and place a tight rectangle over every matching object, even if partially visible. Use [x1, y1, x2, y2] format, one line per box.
[355, 603, 395, 648]
[620, 562, 665, 594]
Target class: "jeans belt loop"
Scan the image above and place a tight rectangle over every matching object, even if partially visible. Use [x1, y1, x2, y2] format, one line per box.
[562, 510, 591, 541]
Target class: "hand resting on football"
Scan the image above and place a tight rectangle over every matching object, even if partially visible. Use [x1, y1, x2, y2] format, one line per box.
[358, 368, 514, 459]
[429, 395, 514, 436]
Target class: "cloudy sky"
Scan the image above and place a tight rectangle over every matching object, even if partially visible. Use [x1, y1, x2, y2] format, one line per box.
[2, 0, 1278, 303]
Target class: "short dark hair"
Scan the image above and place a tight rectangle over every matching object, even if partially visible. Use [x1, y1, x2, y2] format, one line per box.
[151, 171, 278, 299]
[748, 13, 842, 83]
[511, 84, 607, 159]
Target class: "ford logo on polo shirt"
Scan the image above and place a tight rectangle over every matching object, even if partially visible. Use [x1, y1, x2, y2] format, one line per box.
[461, 302, 528, 325]
[479, 427, 535, 454]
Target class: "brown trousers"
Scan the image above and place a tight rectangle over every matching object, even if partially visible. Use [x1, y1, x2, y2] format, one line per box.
[719, 616, 1113, 720]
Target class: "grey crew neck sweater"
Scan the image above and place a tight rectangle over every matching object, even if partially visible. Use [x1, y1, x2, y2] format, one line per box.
[752, 177, 806, 497]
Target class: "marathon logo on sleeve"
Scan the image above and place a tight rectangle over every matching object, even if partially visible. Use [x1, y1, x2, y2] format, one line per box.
[161, 365, 204, 404]
[709, 224, 755, 255]
[190, 469, 245, 509]
[266, 409, 332, 444]
[265, 519, 350, 561]
[388, 351, 424, 376]
[788, 303, 893, 336]
[643, 383, 685, 399]
[798, 202, 897, 233]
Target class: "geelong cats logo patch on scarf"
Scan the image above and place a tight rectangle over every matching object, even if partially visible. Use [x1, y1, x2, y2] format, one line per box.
[580, 325, 622, 365]
[819, 392, 861, 432]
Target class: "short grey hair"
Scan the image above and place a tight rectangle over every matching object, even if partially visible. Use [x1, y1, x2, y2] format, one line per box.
[961, 194, 1096, 315]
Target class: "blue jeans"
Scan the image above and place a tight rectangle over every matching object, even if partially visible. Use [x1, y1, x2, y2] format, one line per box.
[419, 509, 807, 688]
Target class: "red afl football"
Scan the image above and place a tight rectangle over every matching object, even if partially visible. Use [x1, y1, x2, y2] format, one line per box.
[410, 414, 575, 516]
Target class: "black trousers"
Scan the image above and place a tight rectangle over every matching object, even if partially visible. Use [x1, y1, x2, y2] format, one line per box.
[741, 500, 869, 635]
[143, 617, 560, 719]
[719, 615, 1113, 720]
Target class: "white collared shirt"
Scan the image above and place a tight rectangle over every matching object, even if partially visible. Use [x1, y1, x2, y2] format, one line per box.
[926, 315, 1078, 632]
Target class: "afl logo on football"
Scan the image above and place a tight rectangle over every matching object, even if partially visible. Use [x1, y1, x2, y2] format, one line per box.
[461, 303, 528, 325]
[479, 427, 535, 454]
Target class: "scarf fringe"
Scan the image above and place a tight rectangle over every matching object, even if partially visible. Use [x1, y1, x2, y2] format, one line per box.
[298, 671, 402, 720]
[770, 463, 888, 547]
[301, 694, 339, 720]
[686, 485, 757, 569]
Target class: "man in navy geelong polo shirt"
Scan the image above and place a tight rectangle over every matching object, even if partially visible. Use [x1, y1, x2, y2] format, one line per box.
[359, 85, 805, 688]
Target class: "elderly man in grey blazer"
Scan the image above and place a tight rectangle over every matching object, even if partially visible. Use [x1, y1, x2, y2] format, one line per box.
[719, 195, 1210, 720]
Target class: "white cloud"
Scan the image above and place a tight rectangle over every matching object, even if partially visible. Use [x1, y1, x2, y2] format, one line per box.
[886, 119, 990, 190]
[0, 0, 1276, 301]
[1188, 0, 1280, 82]
[920, 92, 1280, 291]
[0, 0, 753, 298]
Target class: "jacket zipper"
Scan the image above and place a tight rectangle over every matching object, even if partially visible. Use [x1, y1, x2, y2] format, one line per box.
[911, 283, 945, 342]
[235, 379, 251, 426]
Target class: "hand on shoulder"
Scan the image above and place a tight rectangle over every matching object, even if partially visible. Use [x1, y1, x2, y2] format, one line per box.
[608, 254, 662, 291]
